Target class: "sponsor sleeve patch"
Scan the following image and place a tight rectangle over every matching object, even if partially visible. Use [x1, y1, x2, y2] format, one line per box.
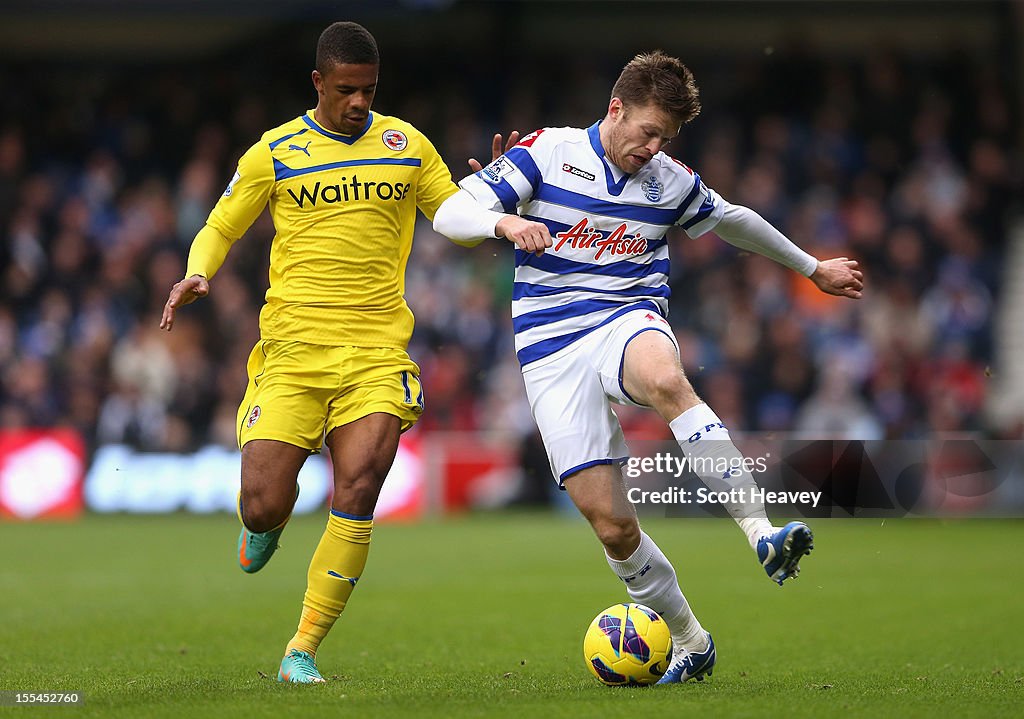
[480, 155, 516, 185]
[223, 170, 241, 197]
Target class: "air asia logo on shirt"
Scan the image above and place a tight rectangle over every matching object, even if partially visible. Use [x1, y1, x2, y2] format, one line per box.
[223, 170, 241, 197]
[481, 156, 514, 184]
[641, 176, 663, 202]
[246, 405, 261, 428]
[286, 176, 412, 207]
[552, 218, 649, 260]
[382, 129, 408, 151]
[562, 163, 596, 181]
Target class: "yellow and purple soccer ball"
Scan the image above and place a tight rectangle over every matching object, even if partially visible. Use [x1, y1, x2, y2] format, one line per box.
[583, 603, 673, 685]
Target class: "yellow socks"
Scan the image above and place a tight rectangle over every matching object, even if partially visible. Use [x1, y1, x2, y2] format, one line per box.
[286, 606, 337, 657]
[285, 510, 373, 656]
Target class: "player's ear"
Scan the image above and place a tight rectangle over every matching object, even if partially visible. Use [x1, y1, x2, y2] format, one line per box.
[312, 70, 324, 95]
[608, 97, 624, 122]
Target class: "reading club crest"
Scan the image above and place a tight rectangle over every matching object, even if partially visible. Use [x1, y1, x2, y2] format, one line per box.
[641, 176, 663, 202]
[246, 405, 261, 428]
[382, 129, 408, 151]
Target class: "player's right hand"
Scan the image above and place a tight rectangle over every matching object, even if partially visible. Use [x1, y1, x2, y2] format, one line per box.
[467, 131, 521, 173]
[496, 216, 552, 256]
[160, 274, 209, 331]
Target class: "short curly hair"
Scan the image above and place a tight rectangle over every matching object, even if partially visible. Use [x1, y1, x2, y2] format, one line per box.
[611, 51, 701, 125]
[316, 22, 379, 74]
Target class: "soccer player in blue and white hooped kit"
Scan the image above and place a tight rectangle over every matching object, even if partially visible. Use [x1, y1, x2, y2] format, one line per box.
[435, 51, 863, 683]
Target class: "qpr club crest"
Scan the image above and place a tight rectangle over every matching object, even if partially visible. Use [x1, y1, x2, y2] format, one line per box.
[641, 175, 663, 202]
[382, 129, 408, 151]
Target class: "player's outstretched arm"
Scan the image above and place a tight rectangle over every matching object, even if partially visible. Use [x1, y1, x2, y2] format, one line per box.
[467, 131, 521, 172]
[713, 201, 863, 298]
[809, 257, 863, 299]
[433, 190, 552, 255]
[160, 275, 209, 331]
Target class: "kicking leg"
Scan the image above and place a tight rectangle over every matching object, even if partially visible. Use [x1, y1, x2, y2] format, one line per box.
[622, 331, 813, 584]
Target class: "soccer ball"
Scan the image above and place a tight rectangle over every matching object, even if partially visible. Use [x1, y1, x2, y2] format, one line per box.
[583, 603, 673, 685]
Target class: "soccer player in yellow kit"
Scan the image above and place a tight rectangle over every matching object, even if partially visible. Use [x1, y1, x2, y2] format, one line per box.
[160, 21, 550, 683]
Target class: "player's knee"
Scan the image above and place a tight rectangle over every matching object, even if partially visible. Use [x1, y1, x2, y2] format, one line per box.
[641, 370, 698, 414]
[592, 516, 641, 559]
[240, 487, 292, 532]
[645, 369, 690, 403]
[333, 473, 386, 516]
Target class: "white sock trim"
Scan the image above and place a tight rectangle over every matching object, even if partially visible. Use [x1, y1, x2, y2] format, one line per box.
[668, 403, 722, 442]
[605, 532, 655, 579]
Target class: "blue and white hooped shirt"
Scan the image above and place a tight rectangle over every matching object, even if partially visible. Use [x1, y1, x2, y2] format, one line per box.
[459, 122, 724, 368]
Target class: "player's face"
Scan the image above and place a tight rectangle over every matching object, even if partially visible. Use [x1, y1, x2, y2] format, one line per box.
[604, 99, 679, 174]
[312, 62, 379, 135]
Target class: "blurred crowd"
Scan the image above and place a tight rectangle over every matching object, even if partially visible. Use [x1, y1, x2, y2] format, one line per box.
[0, 34, 1021, 487]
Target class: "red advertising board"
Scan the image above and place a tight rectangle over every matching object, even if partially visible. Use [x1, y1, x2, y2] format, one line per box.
[0, 429, 86, 519]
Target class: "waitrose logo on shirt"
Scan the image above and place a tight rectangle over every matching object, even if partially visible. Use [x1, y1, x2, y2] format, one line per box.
[286, 176, 412, 207]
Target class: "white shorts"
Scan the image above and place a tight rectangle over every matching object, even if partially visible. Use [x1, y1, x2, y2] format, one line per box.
[521, 309, 678, 485]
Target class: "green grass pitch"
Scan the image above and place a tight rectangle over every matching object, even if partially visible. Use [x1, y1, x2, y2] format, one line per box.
[1, 512, 1022, 717]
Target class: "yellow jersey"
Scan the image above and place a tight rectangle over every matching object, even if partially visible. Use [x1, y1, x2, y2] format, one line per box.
[187, 110, 459, 348]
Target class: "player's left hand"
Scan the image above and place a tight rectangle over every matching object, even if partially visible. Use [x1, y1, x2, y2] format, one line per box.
[160, 274, 210, 331]
[467, 131, 521, 173]
[809, 257, 863, 299]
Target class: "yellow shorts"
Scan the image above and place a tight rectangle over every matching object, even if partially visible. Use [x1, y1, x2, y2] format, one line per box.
[236, 340, 425, 451]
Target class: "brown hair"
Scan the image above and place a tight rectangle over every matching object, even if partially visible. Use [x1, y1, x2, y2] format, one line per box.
[611, 51, 701, 125]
